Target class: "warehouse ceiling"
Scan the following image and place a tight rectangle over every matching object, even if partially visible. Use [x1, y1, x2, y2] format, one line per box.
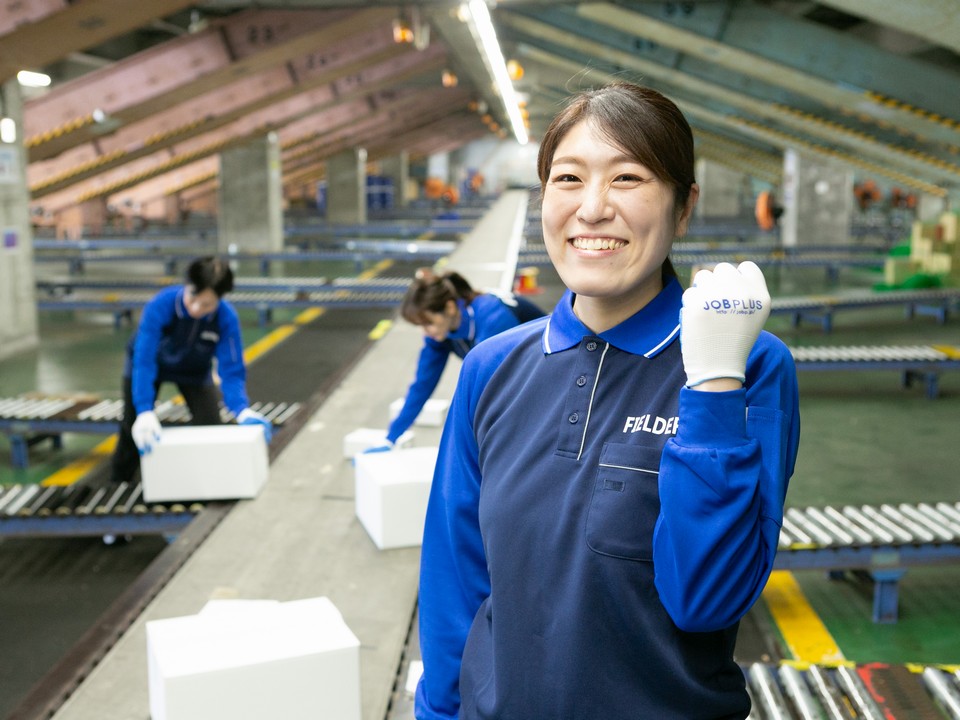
[2, 0, 958, 217]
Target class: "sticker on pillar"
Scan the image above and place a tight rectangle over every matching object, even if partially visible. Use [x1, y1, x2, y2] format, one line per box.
[0, 147, 18, 184]
[3, 229, 17, 249]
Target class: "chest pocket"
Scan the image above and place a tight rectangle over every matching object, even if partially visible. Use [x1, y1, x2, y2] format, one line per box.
[585, 442, 662, 562]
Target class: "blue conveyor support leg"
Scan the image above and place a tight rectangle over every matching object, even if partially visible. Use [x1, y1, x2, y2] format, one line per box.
[871, 569, 906, 624]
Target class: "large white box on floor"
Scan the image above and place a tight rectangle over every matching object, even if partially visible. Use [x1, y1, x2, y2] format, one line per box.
[141, 425, 268, 503]
[389, 397, 450, 427]
[354, 446, 438, 549]
[146, 596, 361, 720]
[342, 427, 414, 459]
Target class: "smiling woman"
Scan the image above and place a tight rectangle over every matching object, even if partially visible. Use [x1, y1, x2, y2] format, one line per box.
[415, 82, 801, 720]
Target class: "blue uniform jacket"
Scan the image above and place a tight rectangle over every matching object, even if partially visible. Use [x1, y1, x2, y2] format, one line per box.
[416, 278, 800, 720]
[386, 294, 541, 444]
[125, 286, 248, 416]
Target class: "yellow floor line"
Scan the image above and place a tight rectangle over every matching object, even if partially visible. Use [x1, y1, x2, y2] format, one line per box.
[762, 570, 846, 664]
[368, 319, 393, 340]
[42, 436, 117, 487]
[36, 263, 395, 488]
[243, 324, 298, 364]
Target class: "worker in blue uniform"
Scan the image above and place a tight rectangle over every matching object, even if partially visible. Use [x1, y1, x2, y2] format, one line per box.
[415, 82, 801, 720]
[369, 267, 545, 451]
[109, 256, 272, 485]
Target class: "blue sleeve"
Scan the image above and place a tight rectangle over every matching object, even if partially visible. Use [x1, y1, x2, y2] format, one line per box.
[386, 339, 449, 444]
[415, 351, 492, 720]
[653, 332, 800, 632]
[131, 290, 175, 414]
[215, 302, 249, 416]
[473, 297, 522, 344]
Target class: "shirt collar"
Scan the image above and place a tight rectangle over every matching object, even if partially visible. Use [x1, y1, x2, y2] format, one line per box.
[541, 277, 682, 358]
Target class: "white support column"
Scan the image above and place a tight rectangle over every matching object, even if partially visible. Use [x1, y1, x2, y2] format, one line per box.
[694, 158, 748, 220]
[326, 147, 368, 224]
[780, 148, 854, 247]
[380, 152, 409, 209]
[0, 79, 38, 360]
[218, 133, 284, 253]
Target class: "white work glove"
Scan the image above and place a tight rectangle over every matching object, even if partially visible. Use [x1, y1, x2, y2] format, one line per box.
[131, 411, 162, 455]
[483, 287, 518, 307]
[238, 407, 273, 443]
[680, 261, 771, 387]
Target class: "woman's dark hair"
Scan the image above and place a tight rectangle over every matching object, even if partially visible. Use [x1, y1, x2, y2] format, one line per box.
[400, 268, 478, 325]
[186, 256, 234, 297]
[536, 82, 697, 280]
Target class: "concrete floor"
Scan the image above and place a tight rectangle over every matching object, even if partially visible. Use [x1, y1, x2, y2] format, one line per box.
[2, 204, 959, 717]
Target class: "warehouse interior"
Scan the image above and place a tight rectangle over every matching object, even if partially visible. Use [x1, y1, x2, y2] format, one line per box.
[1, 1, 959, 719]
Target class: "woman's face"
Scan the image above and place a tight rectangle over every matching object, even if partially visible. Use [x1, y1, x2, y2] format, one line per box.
[419, 299, 459, 342]
[184, 286, 220, 319]
[541, 119, 697, 330]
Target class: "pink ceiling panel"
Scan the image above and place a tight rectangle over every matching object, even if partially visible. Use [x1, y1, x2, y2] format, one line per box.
[23, 7, 392, 147]
[0, 0, 65, 35]
[25, 31, 235, 132]
[217, 8, 352, 60]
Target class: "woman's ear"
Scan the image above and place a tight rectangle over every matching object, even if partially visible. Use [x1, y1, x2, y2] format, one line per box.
[675, 183, 700, 238]
[445, 299, 459, 316]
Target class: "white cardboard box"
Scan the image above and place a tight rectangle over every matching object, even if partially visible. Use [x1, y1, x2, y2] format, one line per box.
[342, 427, 414, 459]
[141, 425, 268, 503]
[389, 397, 450, 427]
[146, 596, 361, 720]
[354, 446, 438, 549]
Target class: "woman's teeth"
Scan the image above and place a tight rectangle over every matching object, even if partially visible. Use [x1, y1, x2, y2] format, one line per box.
[572, 237, 625, 251]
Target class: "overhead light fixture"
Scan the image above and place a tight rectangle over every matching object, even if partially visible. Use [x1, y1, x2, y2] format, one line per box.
[461, 0, 528, 145]
[442, 70, 459, 88]
[0, 117, 16, 143]
[393, 18, 414, 44]
[17, 70, 51, 88]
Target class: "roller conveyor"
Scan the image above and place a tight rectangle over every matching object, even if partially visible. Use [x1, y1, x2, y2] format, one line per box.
[0, 479, 203, 539]
[37, 274, 412, 295]
[790, 343, 960, 399]
[775, 501, 960, 623]
[771, 288, 960, 332]
[36, 286, 407, 326]
[0, 396, 301, 469]
[517, 249, 884, 282]
[742, 663, 960, 720]
[33, 241, 457, 276]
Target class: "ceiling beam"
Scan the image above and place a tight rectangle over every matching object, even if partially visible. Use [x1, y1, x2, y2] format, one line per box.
[575, 2, 960, 150]
[0, 0, 198, 83]
[815, 0, 960, 56]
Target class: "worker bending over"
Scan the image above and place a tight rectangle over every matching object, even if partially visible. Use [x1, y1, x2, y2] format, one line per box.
[109, 256, 271, 485]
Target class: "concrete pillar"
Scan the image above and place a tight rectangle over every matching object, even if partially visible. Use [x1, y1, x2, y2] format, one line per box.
[694, 158, 748, 220]
[427, 153, 450, 185]
[326, 147, 367, 224]
[380, 152, 409, 209]
[780, 149, 854, 247]
[218, 133, 283, 253]
[0, 79, 38, 360]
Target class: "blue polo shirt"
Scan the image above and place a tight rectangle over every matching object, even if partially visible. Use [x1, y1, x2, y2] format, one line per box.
[416, 278, 800, 720]
[386, 294, 543, 444]
[125, 286, 248, 416]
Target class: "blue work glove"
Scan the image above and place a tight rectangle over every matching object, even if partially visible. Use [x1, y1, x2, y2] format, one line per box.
[238, 408, 273, 442]
[363, 440, 395, 454]
[131, 411, 162, 455]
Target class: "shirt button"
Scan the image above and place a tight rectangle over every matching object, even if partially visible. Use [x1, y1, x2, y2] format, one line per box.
[576, 375, 587, 387]
[568, 412, 579, 423]
[586, 341, 597, 351]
